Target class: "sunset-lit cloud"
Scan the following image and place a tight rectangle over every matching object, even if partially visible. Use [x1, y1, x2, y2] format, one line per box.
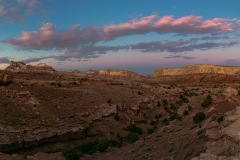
[4, 15, 240, 50]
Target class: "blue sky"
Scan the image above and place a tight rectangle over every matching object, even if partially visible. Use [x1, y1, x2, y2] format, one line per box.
[0, 0, 240, 75]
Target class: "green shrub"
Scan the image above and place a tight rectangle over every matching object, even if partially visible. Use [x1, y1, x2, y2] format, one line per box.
[201, 95, 212, 107]
[154, 114, 162, 120]
[127, 124, 142, 134]
[238, 90, 240, 96]
[216, 115, 224, 123]
[77, 141, 97, 155]
[193, 112, 206, 123]
[114, 114, 120, 121]
[97, 139, 110, 152]
[147, 128, 155, 134]
[106, 98, 112, 104]
[62, 147, 80, 160]
[188, 105, 192, 111]
[127, 133, 139, 143]
[183, 110, 189, 116]
[150, 120, 157, 126]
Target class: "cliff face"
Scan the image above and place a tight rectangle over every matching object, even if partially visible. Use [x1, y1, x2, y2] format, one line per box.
[153, 64, 240, 77]
[98, 70, 141, 79]
[5, 61, 55, 73]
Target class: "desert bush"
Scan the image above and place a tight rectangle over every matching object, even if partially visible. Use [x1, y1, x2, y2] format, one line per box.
[147, 128, 155, 134]
[127, 133, 139, 143]
[97, 139, 110, 152]
[216, 115, 224, 123]
[114, 113, 120, 121]
[77, 141, 97, 155]
[106, 98, 112, 104]
[127, 124, 142, 134]
[150, 120, 157, 126]
[157, 101, 161, 107]
[193, 112, 206, 123]
[62, 147, 80, 160]
[201, 95, 212, 107]
[183, 110, 189, 116]
[154, 114, 162, 120]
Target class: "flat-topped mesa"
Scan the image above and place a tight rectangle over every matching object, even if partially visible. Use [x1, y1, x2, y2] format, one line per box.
[4, 61, 56, 73]
[153, 64, 240, 77]
[98, 70, 141, 79]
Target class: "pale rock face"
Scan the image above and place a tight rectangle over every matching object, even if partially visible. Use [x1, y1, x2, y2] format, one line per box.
[98, 70, 141, 79]
[0, 74, 13, 85]
[222, 87, 238, 102]
[4, 61, 55, 73]
[154, 64, 240, 76]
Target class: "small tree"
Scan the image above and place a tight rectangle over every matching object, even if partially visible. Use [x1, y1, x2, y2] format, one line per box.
[193, 112, 206, 123]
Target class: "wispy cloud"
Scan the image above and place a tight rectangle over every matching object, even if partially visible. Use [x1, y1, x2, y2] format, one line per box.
[0, 0, 41, 23]
[21, 40, 239, 63]
[164, 55, 196, 59]
[4, 15, 240, 50]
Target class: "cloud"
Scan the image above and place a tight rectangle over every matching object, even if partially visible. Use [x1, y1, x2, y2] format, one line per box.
[4, 15, 239, 50]
[164, 55, 196, 59]
[22, 40, 239, 63]
[237, 20, 240, 26]
[0, 0, 41, 23]
[0, 57, 10, 63]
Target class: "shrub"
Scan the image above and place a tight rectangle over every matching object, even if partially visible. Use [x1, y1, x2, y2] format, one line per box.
[106, 98, 112, 104]
[238, 90, 240, 96]
[183, 110, 189, 116]
[62, 147, 80, 160]
[114, 114, 120, 121]
[147, 128, 155, 134]
[201, 95, 212, 107]
[127, 133, 139, 143]
[77, 141, 97, 155]
[127, 124, 142, 134]
[154, 114, 162, 120]
[193, 112, 206, 123]
[157, 101, 161, 107]
[216, 115, 224, 123]
[188, 105, 192, 111]
[97, 139, 110, 152]
[150, 120, 157, 126]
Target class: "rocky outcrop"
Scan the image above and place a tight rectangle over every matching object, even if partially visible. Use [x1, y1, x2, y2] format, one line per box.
[0, 74, 13, 85]
[153, 64, 240, 76]
[98, 70, 141, 79]
[5, 61, 55, 74]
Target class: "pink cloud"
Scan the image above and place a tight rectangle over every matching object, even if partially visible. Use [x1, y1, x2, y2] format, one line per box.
[237, 20, 240, 26]
[4, 14, 240, 50]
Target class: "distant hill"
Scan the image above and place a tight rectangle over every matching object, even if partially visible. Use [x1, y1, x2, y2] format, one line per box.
[153, 64, 240, 77]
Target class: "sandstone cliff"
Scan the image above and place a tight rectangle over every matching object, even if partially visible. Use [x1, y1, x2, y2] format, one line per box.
[98, 70, 141, 79]
[4, 61, 55, 73]
[153, 64, 240, 77]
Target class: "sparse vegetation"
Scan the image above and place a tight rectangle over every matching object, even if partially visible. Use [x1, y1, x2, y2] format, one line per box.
[62, 147, 80, 160]
[183, 110, 189, 116]
[114, 113, 120, 121]
[193, 112, 206, 123]
[216, 115, 224, 123]
[201, 95, 212, 107]
[127, 124, 142, 134]
[127, 133, 139, 143]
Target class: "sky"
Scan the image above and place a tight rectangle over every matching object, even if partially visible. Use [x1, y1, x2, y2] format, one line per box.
[0, 0, 240, 75]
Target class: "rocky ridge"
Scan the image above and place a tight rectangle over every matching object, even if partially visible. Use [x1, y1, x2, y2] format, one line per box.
[153, 64, 240, 76]
[4, 61, 55, 74]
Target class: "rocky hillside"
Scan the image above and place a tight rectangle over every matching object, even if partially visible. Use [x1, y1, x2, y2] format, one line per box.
[153, 64, 240, 77]
[4, 61, 55, 73]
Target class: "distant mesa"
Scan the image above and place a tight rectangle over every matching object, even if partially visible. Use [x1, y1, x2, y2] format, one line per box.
[153, 64, 240, 77]
[4, 61, 55, 73]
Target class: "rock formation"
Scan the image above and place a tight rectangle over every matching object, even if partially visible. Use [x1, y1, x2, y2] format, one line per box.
[4, 61, 55, 73]
[153, 64, 240, 76]
[0, 74, 13, 85]
[98, 70, 141, 79]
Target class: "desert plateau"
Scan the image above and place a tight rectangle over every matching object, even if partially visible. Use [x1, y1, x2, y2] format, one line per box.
[0, 62, 239, 160]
